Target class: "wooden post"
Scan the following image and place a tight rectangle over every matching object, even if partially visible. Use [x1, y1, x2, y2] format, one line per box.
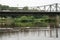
[49, 15, 55, 37]
[49, 15, 52, 37]
[55, 15, 59, 38]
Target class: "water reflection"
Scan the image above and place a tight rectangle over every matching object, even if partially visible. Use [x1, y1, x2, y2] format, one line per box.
[0, 28, 60, 40]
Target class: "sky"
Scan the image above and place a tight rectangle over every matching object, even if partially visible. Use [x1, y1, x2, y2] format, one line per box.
[0, 0, 60, 7]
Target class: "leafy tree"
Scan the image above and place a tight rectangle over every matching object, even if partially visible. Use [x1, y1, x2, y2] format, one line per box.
[14, 16, 35, 27]
[23, 6, 29, 10]
[1, 5, 9, 10]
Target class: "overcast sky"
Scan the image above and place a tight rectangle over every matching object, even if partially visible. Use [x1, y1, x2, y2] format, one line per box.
[0, 0, 60, 7]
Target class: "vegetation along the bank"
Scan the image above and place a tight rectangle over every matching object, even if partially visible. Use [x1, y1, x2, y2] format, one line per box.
[0, 15, 56, 28]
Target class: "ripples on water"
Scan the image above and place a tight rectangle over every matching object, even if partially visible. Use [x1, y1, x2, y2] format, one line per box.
[0, 28, 60, 40]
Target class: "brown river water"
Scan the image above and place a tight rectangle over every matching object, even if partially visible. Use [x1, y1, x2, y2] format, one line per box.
[0, 28, 60, 40]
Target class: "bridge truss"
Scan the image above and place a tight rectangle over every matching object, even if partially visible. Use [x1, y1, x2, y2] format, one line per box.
[19, 3, 60, 12]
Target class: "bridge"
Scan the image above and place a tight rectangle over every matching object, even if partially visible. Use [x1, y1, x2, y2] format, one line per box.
[0, 3, 60, 12]
[0, 3, 60, 17]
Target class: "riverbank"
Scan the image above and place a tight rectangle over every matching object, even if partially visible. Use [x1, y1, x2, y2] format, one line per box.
[0, 27, 59, 32]
[0, 27, 51, 32]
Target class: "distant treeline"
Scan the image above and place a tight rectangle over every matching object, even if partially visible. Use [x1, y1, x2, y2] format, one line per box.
[0, 4, 39, 11]
[0, 4, 19, 11]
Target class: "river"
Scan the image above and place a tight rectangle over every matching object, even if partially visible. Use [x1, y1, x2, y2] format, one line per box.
[0, 28, 60, 40]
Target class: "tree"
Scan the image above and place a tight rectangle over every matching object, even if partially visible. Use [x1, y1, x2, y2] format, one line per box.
[5, 17, 14, 27]
[14, 16, 35, 27]
[0, 4, 2, 10]
[23, 6, 29, 10]
[9, 7, 18, 11]
[1, 5, 9, 10]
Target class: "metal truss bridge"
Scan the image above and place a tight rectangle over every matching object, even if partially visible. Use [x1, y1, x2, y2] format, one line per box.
[18, 3, 60, 12]
[0, 3, 60, 17]
[28, 3, 60, 12]
[0, 3, 60, 12]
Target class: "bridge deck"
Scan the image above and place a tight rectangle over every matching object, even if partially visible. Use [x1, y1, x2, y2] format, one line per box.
[0, 12, 60, 17]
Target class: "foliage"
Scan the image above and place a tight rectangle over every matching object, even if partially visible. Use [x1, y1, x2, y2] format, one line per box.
[0, 15, 56, 27]
[23, 6, 29, 10]
[0, 4, 19, 10]
[14, 15, 49, 27]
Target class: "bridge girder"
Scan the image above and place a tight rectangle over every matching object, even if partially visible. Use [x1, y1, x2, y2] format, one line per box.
[0, 12, 60, 17]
